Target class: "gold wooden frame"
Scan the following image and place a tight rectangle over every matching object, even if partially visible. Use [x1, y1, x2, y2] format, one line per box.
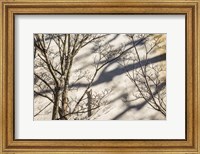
[0, 0, 200, 153]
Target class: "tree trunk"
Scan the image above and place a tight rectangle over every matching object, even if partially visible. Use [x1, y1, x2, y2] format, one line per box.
[87, 89, 92, 117]
[61, 86, 68, 120]
[52, 88, 60, 120]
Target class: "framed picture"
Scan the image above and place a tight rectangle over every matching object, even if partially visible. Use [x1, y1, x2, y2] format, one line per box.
[1, 0, 200, 153]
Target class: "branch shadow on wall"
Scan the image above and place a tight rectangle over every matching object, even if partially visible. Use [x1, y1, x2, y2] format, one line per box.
[111, 81, 166, 120]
